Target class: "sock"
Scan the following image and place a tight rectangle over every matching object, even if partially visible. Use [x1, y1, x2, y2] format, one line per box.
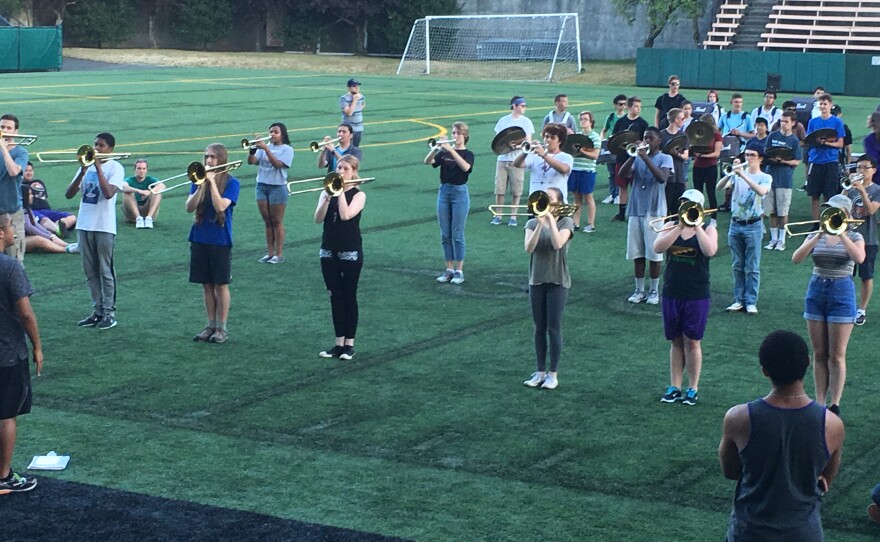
[209, 319, 218, 329]
[635, 278, 645, 292]
[218, 321, 227, 331]
[619, 203, 626, 217]
[770, 228, 779, 242]
[446, 268, 454, 274]
[650, 278, 660, 292]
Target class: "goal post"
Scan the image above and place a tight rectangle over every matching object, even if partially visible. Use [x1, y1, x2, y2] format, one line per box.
[397, 14, 582, 82]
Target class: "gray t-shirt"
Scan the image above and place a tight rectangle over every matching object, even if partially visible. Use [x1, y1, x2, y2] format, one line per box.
[526, 216, 574, 288]
[626, 152, 673, 218]
[255, 143, 293, 186]
[847, 183, 880, 246]
[0, 253, 33, 367]
[339, 93, 365, 132]
[809, 231, 864, 278]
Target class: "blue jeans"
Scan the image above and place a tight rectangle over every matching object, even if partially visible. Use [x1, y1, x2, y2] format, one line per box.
[437, 183, 469, 262]
[606, 163, 619, 198]
[729, 220, 763, 305]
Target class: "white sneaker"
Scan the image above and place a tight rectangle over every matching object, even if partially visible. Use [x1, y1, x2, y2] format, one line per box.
[450, 271, 464, 285]
[764, 241, 776, 250]
[774, 242, 785, 251]
[601, 194, 614, 204]
[508, 217, 518, 227]
[135, 216, 145, 229]
[726, 302, 744, 312]
[144, 216, 154, 229]
[541, 374, 558, 390]
[436, 270, 454, 283]
[627, 289, 646, 304]
[646, 289, 660, 305]
[523, 372, 546, 387]
[65, 242, 80, 254]
[613, 196, 620, 204]
[746, 304, 758, 315]
[490, 216, 502, 226]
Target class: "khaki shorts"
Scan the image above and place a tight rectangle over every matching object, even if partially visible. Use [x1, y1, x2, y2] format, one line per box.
[3, 209, 25, 263]
[122, 193, 161, 223]
[626, 215, 664, 262]
[495, 161, 525, 197]
[762, 188, 793, 217]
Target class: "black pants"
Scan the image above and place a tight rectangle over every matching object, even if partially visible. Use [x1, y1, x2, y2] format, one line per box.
[529, 283, 568, 372]
[320, 252, 363, 339]
[692, 165, 718, 210]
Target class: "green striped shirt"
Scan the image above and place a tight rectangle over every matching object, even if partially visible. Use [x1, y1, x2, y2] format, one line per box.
[571, 131, 602, 172]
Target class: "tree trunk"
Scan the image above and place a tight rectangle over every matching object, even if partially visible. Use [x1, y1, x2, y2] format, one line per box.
[353, 21, 366, 55]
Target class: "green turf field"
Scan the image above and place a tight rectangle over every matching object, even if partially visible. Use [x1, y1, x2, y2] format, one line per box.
[4, 66, 880, 540]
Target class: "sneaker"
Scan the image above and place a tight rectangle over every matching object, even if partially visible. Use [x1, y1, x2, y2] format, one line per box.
[601, 194, 614, 204]
[0, 471, 37, 494]
[746, 304, 758, 315]
[209, 329, 228, 344]
[96, 315, 117, 330]
[868, 503, 880, 524]
[144, 216, 154, 229]
[267, 256, 285, 264]
[611, 214, 625, 222]
[660, 386, 682, 403]
[65, 242, 80, 254]
[573, 225, 580, 231]
[613, 196, 620, 204]
[319, 345, 344, 358]
[339, 345, 355, 360]
[257, 254, 272, 263]
[828, 404, 840, 417]
[682, 388, 699, 406]
[583, 225, 595, 233]
[76, 313, 101, 327]
[193, 326, 215, 342]
[508, 217, 518, 227]
[774, 242, 785, 252]
[764, 241, 777, 250]
[450, 271, 464, 285]
[726, 302, 744, 312]
[135, 216, 145, 229]
[541, 373, 558, 390]
[523, 372, 546, 388]
[855, 310, 866, 326]
[646, 289, 660, 305]
[490, 216, 502, 226]
[436, 270, 454, 283]
[627, 289, 646, 304]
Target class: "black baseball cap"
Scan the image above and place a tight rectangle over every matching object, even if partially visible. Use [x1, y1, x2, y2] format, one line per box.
[347, 79, 360, 87]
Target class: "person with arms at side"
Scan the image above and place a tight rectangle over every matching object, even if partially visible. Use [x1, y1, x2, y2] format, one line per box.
[513, 122, 573, 203]
[492, 96, 535, 227]
[318, 123, 362, 174]
[846, 156, 880, 326]
[522, 187, 573, 391]
[654, 189, 717, 406]
[750, 90, 782, 128]
[721, 145, 771, 315]
[340, 79, 365, 147]
[719, 93, 757, 160]
[611, 96, 649, 221]
[64, 132, 125, 330]
[187, 144, 240, 345]
[0, 114, 28, 264]
[720, 330, 844, 542]
[706, 90, 725, 126]
[542, 94, 577, 133]
[619, 127, 672, 305]
[424, 122, 474, 285]
[315, 155, 366, 361]
[22, 162, 76, 237]
[0, 212, 42, 494]
[805, 94, 846, 220]
[654, 75, 687, 130]
[763, 111, 803, 252]
[600, 94, 627, 205]
[249, 122, 293, 264]
[832, 105, 852, 168]
[568, 111, 602, 233]
[121, 159, 162, 229]
[792, 194, 864, 417]
[748, 118, 769, 151]
[660, 108, 690, 216]
[691, 114, 723, 214]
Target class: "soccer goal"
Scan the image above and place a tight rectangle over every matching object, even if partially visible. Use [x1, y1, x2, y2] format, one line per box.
[397, 14, 582, 82]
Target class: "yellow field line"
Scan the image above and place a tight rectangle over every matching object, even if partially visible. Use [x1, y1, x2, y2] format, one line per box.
[0, 96, 110, 106]
[4, 74, 324, 91]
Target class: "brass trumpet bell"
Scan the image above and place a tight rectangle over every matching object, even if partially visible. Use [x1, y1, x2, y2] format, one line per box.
[241, 135, 272, 149]
[310, 137, 341, 152]
[287, 172, 375, 196]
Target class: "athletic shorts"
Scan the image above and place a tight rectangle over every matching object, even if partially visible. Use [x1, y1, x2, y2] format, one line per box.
[626, 216, 664, 262]
[255, 183, 289, 205]
[855, 244, 878, 281]
[0, 357, 32, 420]
[32, 209, 73, 223]
[189, 242, 232, 285]
[762, 188, 793, 217]
[662, 297, 710, 340]
[568, 170, 596, 195]
[494, 161, 524, 197]
[806, 162, 840, 201]
[804, 275, 856, 324]
[614, 162, 632, 189]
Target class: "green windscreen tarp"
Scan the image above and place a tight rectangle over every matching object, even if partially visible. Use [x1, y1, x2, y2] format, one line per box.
[0, 26, 62, 72]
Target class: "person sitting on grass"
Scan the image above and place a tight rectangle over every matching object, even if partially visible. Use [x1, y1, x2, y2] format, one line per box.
[22, 184, 78, 254]
[23, 162, 77, 237]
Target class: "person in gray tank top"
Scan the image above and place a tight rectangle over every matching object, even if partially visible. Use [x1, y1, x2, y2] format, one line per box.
[719, 330, 844, 542]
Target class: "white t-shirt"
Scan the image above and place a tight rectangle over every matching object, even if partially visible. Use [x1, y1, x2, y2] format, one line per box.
[750, 106, 782, 129]
[255, 143, 294, 186]
[75, 160, 125, 235]
[525, 151, 573, 203]
[495, 114, 535, 162]
[731, 169, 772, 221]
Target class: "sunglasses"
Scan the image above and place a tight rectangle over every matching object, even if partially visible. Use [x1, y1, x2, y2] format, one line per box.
[670, 82, 680, 86]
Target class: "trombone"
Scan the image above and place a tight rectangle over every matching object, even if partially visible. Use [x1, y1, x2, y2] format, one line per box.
[241, 135, 271, 149]
[0, 132, 38, 146]
[650, 201, 717, 232]
[310, 137, 341, 152]
[784, 206, 864, 237]
[841, 172, 864, 191]
[626, 143, 650, 157]
[428, 137, 454, 150]
[488, 190, 578, 219]
[36, 144, 130, 167]
[287, 172, 375, 196]
[149, 160, 243, 194]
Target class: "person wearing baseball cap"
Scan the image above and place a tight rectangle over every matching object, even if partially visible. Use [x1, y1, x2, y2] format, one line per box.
[653, 188, 718, 406]
[340, 79, 365, 147]
[791, 193, 865, 417]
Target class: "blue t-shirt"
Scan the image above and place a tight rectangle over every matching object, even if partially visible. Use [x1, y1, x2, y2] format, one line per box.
[719, 111, 755, 143]
[188, 176, 240, 246]
[0, 146, 28, 213]
[806, 115, 845, 165]
[325, 145, 363, 173]
[764, 132, 802, 189]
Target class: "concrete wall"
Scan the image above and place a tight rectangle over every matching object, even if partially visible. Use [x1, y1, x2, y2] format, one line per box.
[458, 0, 718, 60]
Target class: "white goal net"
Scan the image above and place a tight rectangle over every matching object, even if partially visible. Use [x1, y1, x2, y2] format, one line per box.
[397, 14, 582, 82]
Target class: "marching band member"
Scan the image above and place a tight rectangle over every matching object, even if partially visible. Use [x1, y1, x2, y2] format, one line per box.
[522, 187, 573, 390]
[611, 97, 649, 221]
[318, 123, 362, 173]
[0, 114, 27, 263]
[542, 94, 576, 133]
[654, 74, 687, 130]
[600, 94, 627, 205]
[492, 96, 534, 227]
[791, 195, 865, 417]
[706, 90, 724, 125]
[187, 144, 240, 344]
[249, 122, 293, 264]
[805, 94, 845, 220]
[424, 122, 474, 285]
[316, 155, 366, 361]
[763, 111, 803, 251]
[691, 114, 723, 213]
[513, 122, 573, 203]
[568, 112, 602, 232]
[660, 108, 690, 215]
[846, 156, 880, 326]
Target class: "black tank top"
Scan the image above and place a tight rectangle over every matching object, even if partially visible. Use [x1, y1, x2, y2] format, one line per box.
[662, 223, 712, 299]
[321, 188, 362, 252]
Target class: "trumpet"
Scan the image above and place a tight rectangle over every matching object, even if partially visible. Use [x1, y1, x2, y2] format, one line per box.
[287, 172, 376, 196]
[650, 201, 717, 232]
[428, 137, 455, 150]
[36, 144, 131, 167]
[0, 132, 38, 146]
[241, 135, 272, 149]
[310, 137, 341, 152]
[149, 160, 243, 194]
[784, 206, 864, 237]
[721, 162, 747, 176]
[488, 190, 578, 219]
[521, 141, 544, 154]
[626, 143, 650, 157]
[841, 172, 864, 191]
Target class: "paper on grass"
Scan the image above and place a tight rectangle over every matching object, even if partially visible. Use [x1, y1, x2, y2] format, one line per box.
[27, 451, 70, 470]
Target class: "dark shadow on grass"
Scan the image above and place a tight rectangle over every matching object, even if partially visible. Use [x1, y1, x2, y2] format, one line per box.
[3, 477, 411, 542]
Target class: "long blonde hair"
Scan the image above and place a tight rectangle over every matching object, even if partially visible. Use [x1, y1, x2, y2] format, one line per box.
[196, 143, 230, 227]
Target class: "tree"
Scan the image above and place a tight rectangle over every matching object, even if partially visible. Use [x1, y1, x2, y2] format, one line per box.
[612, 0, 704, 48]
[164, 0, 234, 50]
[63, 0, 135, 47]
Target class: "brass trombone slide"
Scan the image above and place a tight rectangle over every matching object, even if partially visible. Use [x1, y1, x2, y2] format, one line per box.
[241, 135, 271, 149]
[0, 132, 38, 146]
[310, 137, 341, 152]
[287, 172, 376, 196]
[488, 191, 578, 219]
[36, 144, 130, 167]
[149, 160, 243, 194]
[784, 206, 864, 237]
[650, 201, 717, 232]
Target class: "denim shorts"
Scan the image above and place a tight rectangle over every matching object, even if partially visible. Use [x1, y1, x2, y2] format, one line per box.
[804, 275, 856, 324]
[255, 183, 289, 205]
[568, 170, 596, 195]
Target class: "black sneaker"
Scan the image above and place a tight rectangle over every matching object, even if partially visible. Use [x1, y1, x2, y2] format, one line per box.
[319, 345, 343, 358]
[76, 313, 101, 327]
[828, 404, 841, 417]
[339, 346, 355, 360]
[0, 471, 37, 494]
[660, 386, 682, 403]
[682, 388, 699, 406]
[96, 315, 117, 330]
